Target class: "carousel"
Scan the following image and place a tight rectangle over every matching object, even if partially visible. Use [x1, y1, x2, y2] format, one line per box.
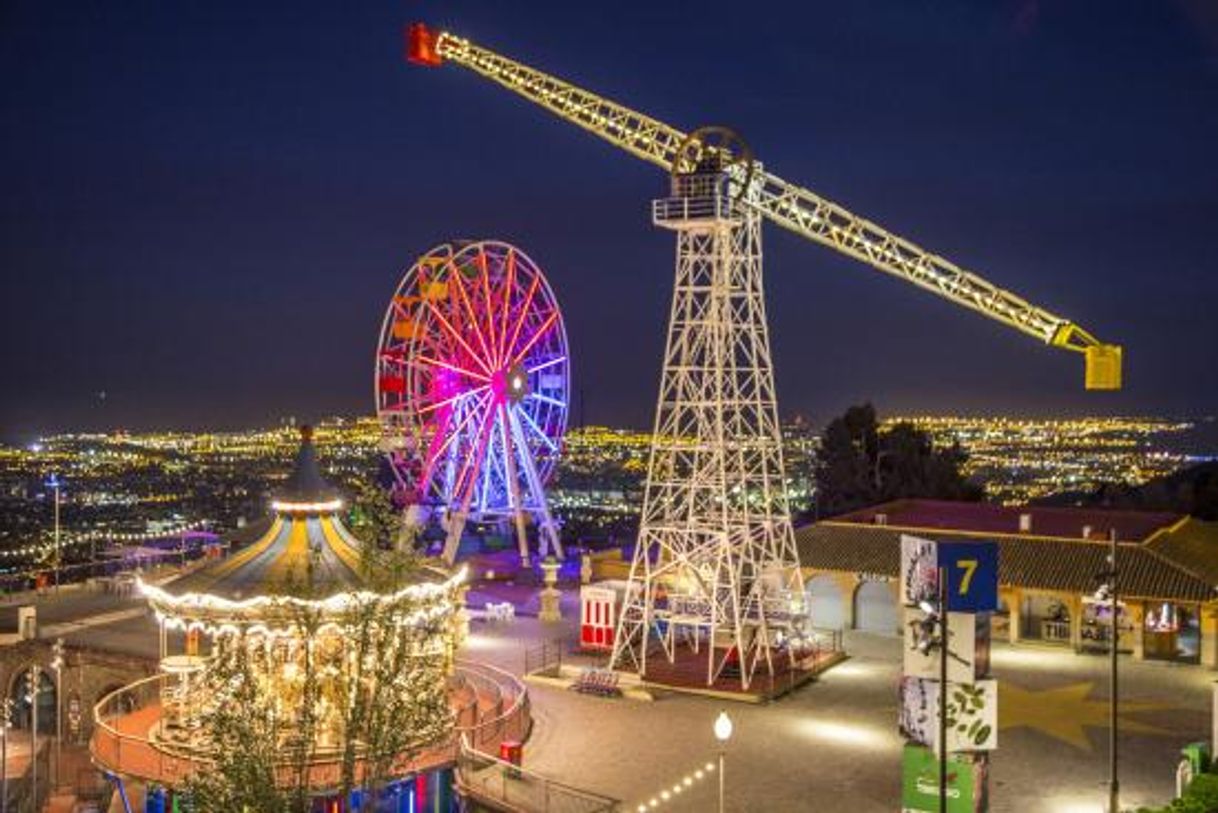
[91, 428, 529, 812]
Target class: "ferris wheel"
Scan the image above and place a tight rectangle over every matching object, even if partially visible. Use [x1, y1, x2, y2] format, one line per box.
[376, 240, 569, 565]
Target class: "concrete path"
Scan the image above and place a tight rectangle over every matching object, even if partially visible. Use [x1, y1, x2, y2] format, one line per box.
[470, 610, 1212, 812]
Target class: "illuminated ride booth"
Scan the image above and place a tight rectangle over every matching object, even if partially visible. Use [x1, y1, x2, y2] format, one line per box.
[91, 429, 531, 813]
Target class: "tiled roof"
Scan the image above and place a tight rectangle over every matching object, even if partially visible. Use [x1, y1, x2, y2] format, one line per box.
[1146, 518, 1218, 587]
[832, 499, 1181, 542]
[796, 523, 1217, 604]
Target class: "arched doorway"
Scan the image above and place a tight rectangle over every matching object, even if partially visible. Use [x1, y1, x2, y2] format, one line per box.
[805, 574, 846, 631]
[854, 580, 899, 635]
[7, 667, 56, 735]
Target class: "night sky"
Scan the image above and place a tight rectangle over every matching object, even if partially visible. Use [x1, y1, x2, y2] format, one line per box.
[3, 1, 1216, 441]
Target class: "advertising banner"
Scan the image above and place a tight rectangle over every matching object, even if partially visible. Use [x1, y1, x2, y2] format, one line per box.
[939, 541, 999, 613]
[901, 535, 998, 613]
[899, 677, 998, 753]
[901, 744, 989, 813]
[903, 610, 992, 682]
[901, 535, 940, 607]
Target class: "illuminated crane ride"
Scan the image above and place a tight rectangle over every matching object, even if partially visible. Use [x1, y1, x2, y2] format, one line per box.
[376, 240, 569, 568]
[406, 24, 1121, 691]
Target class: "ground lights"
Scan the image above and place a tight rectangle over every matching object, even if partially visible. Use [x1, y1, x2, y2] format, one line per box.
[633, 762, 717, 812]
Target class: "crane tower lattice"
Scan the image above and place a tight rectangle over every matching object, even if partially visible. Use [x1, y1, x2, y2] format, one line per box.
[406, 23, 1122, 690]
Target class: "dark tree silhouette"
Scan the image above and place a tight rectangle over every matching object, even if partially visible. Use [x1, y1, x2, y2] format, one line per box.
[813, 403, 982, 517]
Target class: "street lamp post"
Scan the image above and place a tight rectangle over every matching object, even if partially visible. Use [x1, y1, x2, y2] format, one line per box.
[1, 697, 12, 813]
[937, 567, 949, 813]
[51, 639, 64, 790]
[1108, 530, 1120, 813]
[46, 474, 62, 588]
[714, 710, 733, 813]
[27, 668, 38, 810]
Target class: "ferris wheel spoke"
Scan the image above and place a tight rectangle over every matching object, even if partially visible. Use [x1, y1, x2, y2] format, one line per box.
[495, 248, 517, 368]
[429, 389, 489, 460]
[515, 405, 558, 452]
[415, 384, 490, 416]
[426, 302, 493, 376]
[526, 392, 567, 409]
[511, 310, 560, 365]
[455, 396, 499, 510]
[422, 390, 490, 491]
[410, 355, 490, 383]
[526, 355, 566, 375]
[479, 248, 498, 360]
[449, 264, 496, 370]
[504, 275, 541, 368]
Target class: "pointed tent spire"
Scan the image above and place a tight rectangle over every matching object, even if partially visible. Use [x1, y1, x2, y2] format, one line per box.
[274, 425, 340, 504]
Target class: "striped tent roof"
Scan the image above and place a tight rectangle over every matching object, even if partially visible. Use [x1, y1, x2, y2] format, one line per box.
[167, 428, 367, 601]
[170, 513, 366, 601]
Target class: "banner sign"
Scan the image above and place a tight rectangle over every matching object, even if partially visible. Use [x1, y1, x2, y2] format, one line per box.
[902, 744, 989, 813]
[900, 536, 998, 613]
[901, 535, 940, 606]
[903, 610, 992, 682]
[899, 677, 998, 753]
[939, 541, 998, 613]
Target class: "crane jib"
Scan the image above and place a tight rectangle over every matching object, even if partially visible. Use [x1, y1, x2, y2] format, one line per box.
[404, 22, 1122, 391]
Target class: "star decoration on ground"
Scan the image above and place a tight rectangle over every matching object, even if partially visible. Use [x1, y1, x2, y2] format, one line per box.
[998, 681, 1174, 751]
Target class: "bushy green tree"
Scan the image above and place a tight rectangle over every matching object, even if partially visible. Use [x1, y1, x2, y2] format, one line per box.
[348, 480, 422, 552]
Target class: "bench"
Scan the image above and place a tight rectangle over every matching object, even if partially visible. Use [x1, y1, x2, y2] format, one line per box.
[572, 668, 621, 698]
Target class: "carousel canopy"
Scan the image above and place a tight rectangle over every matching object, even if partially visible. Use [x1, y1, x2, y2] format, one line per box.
[166, 427, 364, 602]
[142, 426, 464, 633]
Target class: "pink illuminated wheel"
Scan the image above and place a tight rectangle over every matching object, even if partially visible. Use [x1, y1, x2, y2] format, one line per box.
[375, 240, 568, 563]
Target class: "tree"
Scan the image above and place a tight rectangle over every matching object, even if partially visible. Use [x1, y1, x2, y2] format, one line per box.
[347, 479, 416, 551]
[814, 404, 881, 517]
[813, 403, 982, 517]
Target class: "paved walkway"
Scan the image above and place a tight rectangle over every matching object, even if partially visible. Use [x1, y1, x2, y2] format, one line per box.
[464, 605, 1213, 813]
[21, 576, 1215, 812]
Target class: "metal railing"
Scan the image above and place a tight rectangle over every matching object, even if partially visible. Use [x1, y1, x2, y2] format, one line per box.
[0, 543, 220, 601]
[651, 193, 744, 225]
[524, 639, 564, 677]
[456, 736, 620, 813]
[92, 660, 534, 787]
[452, 660, 533, 753]
[809, 625, 844, 657]
[91, 673, 208, 786]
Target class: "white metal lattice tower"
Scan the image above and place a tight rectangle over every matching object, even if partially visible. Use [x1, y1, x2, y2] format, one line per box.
[409, 24, 1124, 691]
[609, 152, 805, 690]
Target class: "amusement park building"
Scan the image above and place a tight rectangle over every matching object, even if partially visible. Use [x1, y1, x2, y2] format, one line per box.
[90, 428, 529, 811]
[796, 499, 1218, 668]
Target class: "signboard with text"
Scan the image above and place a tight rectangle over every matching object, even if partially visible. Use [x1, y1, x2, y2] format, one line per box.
[900, 536, 998, 613]
[940, 541, 998, 613]
[902, 744, 989, 813]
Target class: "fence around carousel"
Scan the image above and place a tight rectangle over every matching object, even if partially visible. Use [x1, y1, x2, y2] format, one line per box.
[455, 735, 621, 813]
[92, 659, 536, 787]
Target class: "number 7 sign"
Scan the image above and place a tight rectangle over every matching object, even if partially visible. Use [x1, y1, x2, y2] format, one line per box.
[940, 541, 998, 612]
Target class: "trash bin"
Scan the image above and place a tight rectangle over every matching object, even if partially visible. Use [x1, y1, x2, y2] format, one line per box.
[500, 740, 523, 779]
